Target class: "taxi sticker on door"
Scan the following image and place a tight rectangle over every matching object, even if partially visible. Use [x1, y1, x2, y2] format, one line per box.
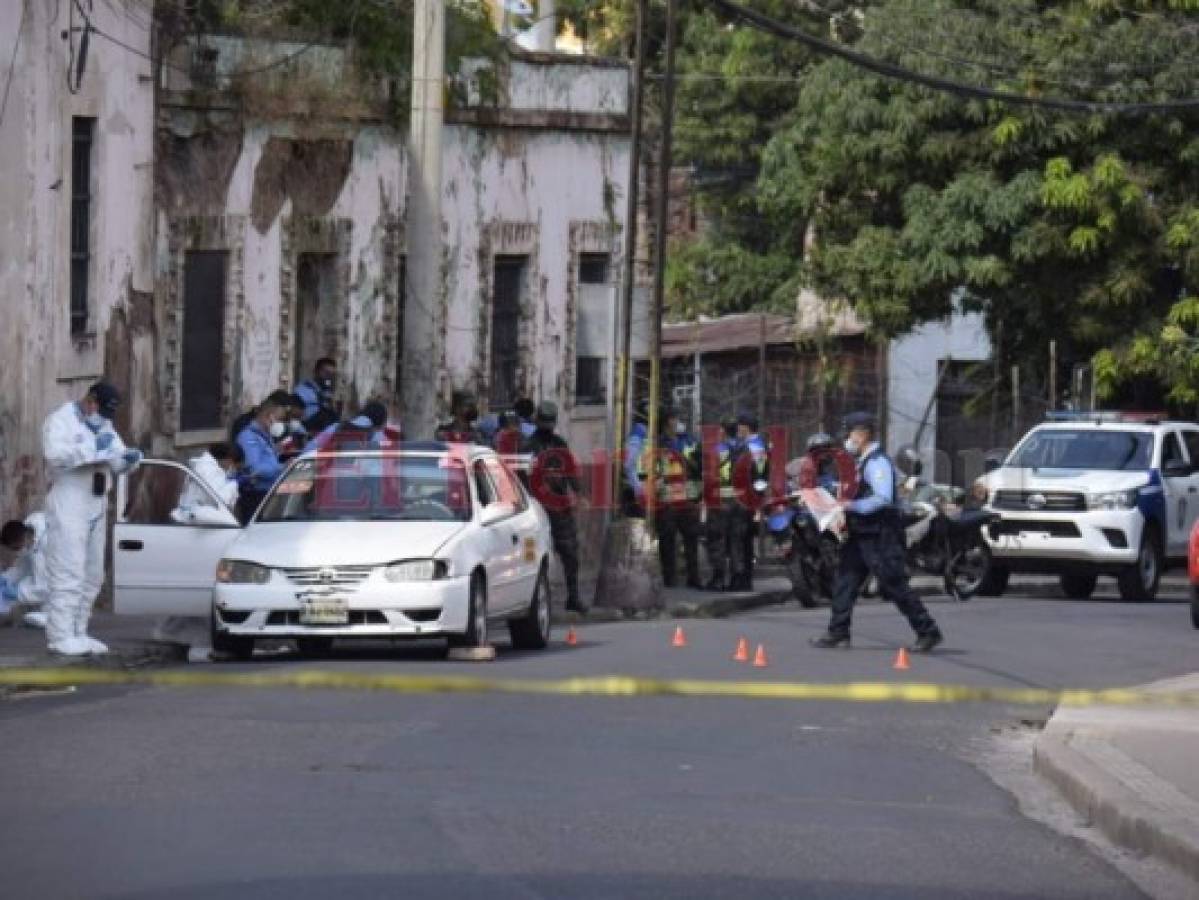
[523, 537, 537, 563]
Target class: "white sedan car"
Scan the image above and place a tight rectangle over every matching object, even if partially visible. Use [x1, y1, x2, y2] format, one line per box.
[112, 443, 554, 659]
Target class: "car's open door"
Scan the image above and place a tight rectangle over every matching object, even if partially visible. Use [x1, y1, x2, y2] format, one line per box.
[113, 459, 242, 616]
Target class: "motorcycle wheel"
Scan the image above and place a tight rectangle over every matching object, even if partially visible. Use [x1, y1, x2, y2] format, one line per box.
[944, 541, 991, 601]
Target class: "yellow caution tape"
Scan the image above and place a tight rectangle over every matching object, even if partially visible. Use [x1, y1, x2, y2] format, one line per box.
[1, 667, 1198, 708]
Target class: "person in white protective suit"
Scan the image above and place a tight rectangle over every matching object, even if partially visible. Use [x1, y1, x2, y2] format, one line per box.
[170, 443, 242, 526]
[1, 512, 49, 627]
[42, 382, 143, 656]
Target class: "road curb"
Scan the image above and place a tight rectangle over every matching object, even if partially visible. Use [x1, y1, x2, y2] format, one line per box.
[1034, 711, 1199, 886]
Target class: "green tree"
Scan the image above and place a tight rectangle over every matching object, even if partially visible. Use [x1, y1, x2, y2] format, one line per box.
[755, 0, 1199, 406]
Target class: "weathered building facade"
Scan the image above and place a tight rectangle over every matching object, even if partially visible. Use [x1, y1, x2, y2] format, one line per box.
[0, 1, 631, 516]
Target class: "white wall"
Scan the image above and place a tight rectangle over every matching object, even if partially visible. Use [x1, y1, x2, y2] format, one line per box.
[887, 309, 991, 472]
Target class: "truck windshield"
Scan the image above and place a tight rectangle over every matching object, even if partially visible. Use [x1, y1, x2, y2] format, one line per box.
[1007, 429, 1152, 471]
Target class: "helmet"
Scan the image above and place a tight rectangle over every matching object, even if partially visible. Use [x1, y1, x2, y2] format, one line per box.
[806, 431, 834, 452]
[535, 400, 558, 426]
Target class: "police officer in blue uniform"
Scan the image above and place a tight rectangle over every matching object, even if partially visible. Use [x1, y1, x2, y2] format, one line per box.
[811, 412, 944, 652]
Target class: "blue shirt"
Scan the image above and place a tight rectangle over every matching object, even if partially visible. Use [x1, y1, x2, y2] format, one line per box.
[846, 444, 894, 516]
[295, 380, 323, 421]
[625, 423, 647, 497]
[236, 422, 284, 492]
[520, 421, 537, 438]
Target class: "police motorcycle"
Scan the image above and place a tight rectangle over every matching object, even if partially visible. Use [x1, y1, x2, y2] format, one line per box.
[887, 451, 1000, 601]
[764, 434, 845, 608]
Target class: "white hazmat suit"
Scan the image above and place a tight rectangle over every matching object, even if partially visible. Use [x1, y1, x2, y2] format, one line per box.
[170, 451, 239, 526]
[42, 401, 139, 655]
[1, 512, 49, 627]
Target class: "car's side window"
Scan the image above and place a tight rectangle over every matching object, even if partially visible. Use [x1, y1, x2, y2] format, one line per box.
[486, 458, 528, 512]
[1163, 432, 1186, 469]
[473, 460, 496, 508]
[124, 464, 190, 525]
[1182, 430, 1199, 468]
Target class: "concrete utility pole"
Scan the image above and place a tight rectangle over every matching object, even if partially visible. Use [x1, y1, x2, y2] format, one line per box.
[403, 0, 446, 438]
[614, 0, 647, 513]
[532, 0, 557, 51]
[645, 0, 679, 530]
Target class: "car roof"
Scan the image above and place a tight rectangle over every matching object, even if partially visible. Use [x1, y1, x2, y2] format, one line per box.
[1031, 421, 1195, 433]
[296, 441, 496, 461]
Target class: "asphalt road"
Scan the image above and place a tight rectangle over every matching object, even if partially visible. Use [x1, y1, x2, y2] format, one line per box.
[2, 584, 1197, 900]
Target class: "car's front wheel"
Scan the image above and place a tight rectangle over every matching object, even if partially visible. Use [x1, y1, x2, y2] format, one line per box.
[1118, 530, 1161, 602]
[449, 571, 488, 649]
[210, 616, 254, 661]
[1191, 585, 1199, 629]
[509, 562, 551, 650]
[977, 565, 1010, 597]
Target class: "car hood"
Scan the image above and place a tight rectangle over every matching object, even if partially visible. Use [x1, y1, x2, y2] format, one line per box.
[227, 521, 467, 567]
[983, 468, 1150, 493]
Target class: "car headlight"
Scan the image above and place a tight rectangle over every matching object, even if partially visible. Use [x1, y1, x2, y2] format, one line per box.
[216, 559, 272, 584]
[383, 559, 447, 582]
[1087, 489, 1139, 511]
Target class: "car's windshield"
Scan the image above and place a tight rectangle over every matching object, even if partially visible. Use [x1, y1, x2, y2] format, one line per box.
[1007, 429, 1152, 471]
[257, 454, 472, 523]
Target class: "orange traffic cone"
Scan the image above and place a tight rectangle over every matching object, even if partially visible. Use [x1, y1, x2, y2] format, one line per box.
[752, 644, 769, 668]
[893, 647, 911, 671]
[672, 626, 688, 648]
[733, 637, 750, 662]
[565, 627, 578, 647]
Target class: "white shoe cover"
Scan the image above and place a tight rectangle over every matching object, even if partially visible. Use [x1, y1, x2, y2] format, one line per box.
[23, 611, 47, 629]
[84, 636, 109, 656]
[49, 637, 92, 656]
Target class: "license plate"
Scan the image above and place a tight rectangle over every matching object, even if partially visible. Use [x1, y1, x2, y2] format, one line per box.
[299, 597, 349, 625]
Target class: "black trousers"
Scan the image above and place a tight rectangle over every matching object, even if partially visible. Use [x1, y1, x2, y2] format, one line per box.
[727, 504, 755, 579]
[657, 504, 701, 586]
[828, 526, 938, 638]
[236, 490, 267, 526]
[547, 509, 580, 605]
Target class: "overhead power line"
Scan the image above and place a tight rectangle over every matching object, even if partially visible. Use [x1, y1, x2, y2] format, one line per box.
[0, 0, 25, 128]
[706, 0, 1199, 115]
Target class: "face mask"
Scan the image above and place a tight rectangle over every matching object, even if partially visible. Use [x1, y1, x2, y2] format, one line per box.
[289, 419, 303, 433]
[675, 422, 686, 435]
[318, 377, 334, 391]
[270, 421, 286, 439]
[844, 437, 861, 456]
[84, 412, 105, 432]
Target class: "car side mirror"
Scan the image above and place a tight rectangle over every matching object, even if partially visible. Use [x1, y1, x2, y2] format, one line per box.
[1163, 460, 1193, 478]
[479, 501, 516, 527]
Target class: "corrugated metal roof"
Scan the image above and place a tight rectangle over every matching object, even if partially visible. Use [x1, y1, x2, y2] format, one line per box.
[661, 299, 867, 358]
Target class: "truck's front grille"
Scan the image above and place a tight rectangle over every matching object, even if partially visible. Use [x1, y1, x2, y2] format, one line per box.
[993, 490, 1085, 512]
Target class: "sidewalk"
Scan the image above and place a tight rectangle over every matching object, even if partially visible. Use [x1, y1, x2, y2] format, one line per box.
[1034, 674, 1199, 888]
[0, 611, 183, 676]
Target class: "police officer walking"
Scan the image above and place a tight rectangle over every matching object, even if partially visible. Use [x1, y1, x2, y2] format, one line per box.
[811, 412, 944, 652]
[655, 409, 703, 589]
[705, 417, 739, 591]
[523, 402, 586, 613]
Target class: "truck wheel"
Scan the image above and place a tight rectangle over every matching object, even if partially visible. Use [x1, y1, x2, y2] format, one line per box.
[977, 565, 1010, 597]
[1191, 585, 1199, 629]
[1060, 574, 1098, 600]
[1117, 531, 1161, 602]
[787, 555, 819, 609]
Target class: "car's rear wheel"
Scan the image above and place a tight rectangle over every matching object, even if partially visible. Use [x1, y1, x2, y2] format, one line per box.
[210, 616, 254, 661]
[944, 542, 991, 601]
[1118, 530, 1161, 602]
[977, 565, 1010, 597]
[1060, 573, 1098, 600]
[296, 636, 335, 657]
[449, 571, 488, 649]
[1191, 585, 1199, 629]
[509, 562, 551, 650]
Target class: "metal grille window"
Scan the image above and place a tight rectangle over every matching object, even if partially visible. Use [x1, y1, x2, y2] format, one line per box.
[69, 117, 95, 336]
[490, 256, 526, 407]
[575, 357, 606, 405]
[578, 253, 611, 285]
[180, 250, 228, 432]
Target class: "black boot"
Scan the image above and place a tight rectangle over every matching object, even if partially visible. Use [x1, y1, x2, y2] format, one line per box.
[810, 632, 851, 649]
[910, 630, 943, 653]
[705, 574, 725, 592]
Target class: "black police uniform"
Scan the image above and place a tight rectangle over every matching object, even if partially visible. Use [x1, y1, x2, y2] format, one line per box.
[522, 426, 584, 612]
[824, 445, 941, 644]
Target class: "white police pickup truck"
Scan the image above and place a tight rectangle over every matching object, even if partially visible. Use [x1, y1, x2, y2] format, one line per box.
[975, 413, 1199, 602]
